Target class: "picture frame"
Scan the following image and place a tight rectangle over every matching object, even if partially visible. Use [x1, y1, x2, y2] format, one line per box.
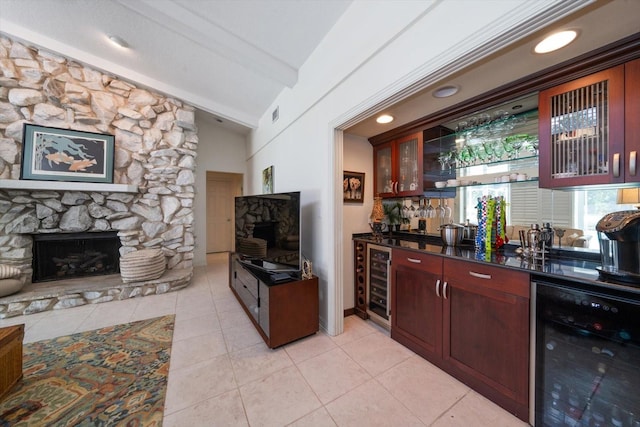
[343, 171, 365, 203]
[20, 124, 114, 184]
[262, 165, 274, 194]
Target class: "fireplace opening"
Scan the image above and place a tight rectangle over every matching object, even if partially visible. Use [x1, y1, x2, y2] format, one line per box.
[32, 231, 121, 283]
[253, 221, 278, 248]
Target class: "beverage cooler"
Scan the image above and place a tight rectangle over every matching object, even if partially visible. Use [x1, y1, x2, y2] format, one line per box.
[366, 244, 391, 328]
[533, 280, 640, 426]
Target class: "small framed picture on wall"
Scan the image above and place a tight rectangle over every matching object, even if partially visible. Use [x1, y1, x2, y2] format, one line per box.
[262, 165, 274, 194]
[343, 171, 364, 203]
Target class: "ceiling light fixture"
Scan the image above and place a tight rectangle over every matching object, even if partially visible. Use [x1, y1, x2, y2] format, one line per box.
[376, 114, 394, 124]
[432, 85, 459, 98]
[534, 30, 577, 54]
[107, 35, 130, 49]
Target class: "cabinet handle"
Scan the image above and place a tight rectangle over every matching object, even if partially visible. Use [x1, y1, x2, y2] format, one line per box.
[469, 271, 492, 280]
[613, 153, 620, 177]
[442, 281, 448, 299]
[394, 181, 399, 194]
[407, 257, 422, 264]
[630, 151, 637, 176]
[435, 279, 441, 297]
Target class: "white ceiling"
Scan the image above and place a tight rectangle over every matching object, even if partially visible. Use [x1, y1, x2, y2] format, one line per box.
[0, 0, 352, 133]
[0, 1, 638, 139]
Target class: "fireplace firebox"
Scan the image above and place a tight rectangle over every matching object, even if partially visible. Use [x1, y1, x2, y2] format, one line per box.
[32, 231, 121, 283]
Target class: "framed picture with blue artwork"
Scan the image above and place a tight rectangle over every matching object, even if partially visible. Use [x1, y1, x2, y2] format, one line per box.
[20, 124, 114, 183]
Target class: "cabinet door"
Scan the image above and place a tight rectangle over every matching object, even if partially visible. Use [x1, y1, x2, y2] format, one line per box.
[394, 132, 423, 197]
[374, 141, 394, 197]
[373, 132, 424, 198]
[539, 65, 625, 188]
[625, 58, 640, 183]
[442, 259, 530, 419]
[391, 249, 443, 363]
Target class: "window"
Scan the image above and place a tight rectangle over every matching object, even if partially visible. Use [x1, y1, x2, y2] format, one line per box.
[459, 186, 635, 250]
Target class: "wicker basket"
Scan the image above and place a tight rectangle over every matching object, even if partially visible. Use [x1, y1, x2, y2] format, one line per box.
[119, 249, 166, 283]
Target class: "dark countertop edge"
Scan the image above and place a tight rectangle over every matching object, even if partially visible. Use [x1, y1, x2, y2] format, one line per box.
[353, 232, 640, 297]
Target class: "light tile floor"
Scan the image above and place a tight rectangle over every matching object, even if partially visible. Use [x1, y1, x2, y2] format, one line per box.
[0, 252, 529, 426]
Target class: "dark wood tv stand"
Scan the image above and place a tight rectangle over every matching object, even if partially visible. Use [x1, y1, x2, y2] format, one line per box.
[230, 254, 319, 348]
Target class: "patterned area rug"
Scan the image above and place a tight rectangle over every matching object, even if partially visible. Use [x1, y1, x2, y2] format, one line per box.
[0, 315, 174, 426]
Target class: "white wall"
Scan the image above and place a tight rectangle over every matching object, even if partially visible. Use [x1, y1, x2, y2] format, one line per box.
[342, 133, 374, 310]
[193, 116, 247, 266]
[245, 0, 569, 335]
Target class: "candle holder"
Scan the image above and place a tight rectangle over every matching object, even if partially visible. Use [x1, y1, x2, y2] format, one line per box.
[555, 228, 566, 248]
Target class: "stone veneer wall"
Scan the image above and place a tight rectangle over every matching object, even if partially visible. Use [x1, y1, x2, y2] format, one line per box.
[0, 35, 198, 284]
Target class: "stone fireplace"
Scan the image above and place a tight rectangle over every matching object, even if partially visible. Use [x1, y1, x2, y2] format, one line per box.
[31, 231, 120, 282]
[0, 35, 198, 318]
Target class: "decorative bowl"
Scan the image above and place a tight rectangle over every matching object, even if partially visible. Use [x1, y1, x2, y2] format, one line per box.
[435, 181, 447, 188]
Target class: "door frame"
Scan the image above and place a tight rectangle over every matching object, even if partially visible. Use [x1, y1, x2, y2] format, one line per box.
[206, 171, 243, 253]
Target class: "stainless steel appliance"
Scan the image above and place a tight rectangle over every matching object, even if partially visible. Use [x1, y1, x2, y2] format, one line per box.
[532, 279, 640, 426]
[596, 210, 640, 283]
[366, 244, 391, 328]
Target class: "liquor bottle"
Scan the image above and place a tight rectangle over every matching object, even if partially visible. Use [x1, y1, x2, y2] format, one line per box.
[545, 390, 565, 426]
[611, 405, 624, 427]
[564, 389, 582, 427]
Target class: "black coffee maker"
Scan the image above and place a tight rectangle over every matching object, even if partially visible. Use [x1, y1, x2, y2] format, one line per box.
[596, 210, 640, 283]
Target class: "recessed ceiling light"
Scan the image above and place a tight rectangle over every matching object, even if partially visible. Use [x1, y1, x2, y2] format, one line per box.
[376, 114, 394, 124]
[107, 35, 130, 49]
[432, 85, 459, 98]
[534, 30, 577, 54]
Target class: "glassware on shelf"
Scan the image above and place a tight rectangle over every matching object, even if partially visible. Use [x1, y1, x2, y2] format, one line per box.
[426, 199, 435, 218]
[525, 136, 539, 155]
[503, 138, 516, 159]
[402, 199, 411, 220]
[444, 200, 452, 218]
[492, 139, 505, 160]
[483, 140, 495, 161]
[438, 151, 452, 171]
[474, 143, 488, 163]
[436, 200, 446, 218]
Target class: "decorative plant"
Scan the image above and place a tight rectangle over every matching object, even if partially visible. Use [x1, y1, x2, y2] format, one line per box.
[383, 201, 403, 226]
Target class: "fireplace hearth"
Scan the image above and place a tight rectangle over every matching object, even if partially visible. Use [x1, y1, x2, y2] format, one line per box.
[32, 232, 121, 283]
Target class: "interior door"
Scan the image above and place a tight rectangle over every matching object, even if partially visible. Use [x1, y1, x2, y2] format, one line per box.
[206, 173, 234, 253]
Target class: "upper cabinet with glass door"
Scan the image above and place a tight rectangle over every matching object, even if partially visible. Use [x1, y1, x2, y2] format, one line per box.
[423, 108, 540, 191]
[374, 132, 424, 198]
[538, 59, 640, 188]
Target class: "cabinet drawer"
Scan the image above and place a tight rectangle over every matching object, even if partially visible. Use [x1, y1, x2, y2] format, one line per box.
[236, 264, 259, 298]
[443, 258, 529, 298]
[393, 249, 441, 271]
[235, 279, 259, 323]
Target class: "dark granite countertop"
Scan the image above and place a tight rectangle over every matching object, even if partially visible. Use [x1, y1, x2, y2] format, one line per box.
[353, 232, 640, 297]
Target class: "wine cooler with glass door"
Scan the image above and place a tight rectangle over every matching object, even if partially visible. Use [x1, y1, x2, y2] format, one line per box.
[366, 244, 392, 328]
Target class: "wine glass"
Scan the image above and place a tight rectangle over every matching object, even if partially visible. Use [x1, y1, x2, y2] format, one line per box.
[510, 136, 525, 159]
[475, 143, 488, 163]
[436, 199, 446, 218]
[402, 199, 411, 219]
[503, 138, 515, 159]
[492, 139, 505, 160]
[525, 136, 539, 155]
[438, 152, 452, 170]
[483, 140, 495, 162]
[443, 200, 452, 218]
[426, 199, 435, 218]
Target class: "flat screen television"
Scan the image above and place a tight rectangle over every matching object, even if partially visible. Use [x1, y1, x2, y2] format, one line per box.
[234, 191, 301, 275]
